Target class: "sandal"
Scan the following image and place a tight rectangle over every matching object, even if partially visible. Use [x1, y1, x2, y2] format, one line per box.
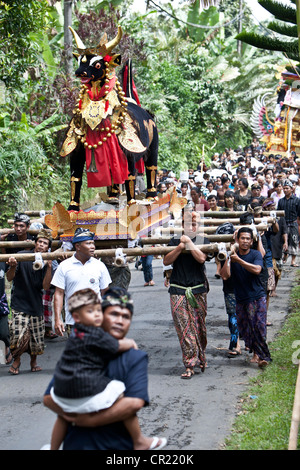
[181, 368, 194, 379]
[9, 364, 20, 375]
[5, 348, 13, 365]
[45, 330, 58, 339]
[228, 348, 241, 358]
[31, 365, 42, 372]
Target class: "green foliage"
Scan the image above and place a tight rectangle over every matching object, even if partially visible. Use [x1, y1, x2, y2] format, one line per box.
[0, 132, 65, 225]
[0, 0, 289, 214]
[237, 0, 299, 61]
[259, 0, 296, 24]
[0, 0, 51, 87]
[236, 31, 300, 61]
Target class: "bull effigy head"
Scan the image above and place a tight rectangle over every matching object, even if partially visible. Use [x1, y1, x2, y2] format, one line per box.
[69, 25, 123, 85]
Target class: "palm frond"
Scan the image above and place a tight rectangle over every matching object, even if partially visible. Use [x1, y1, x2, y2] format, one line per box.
[235, 31, 300, 61]
[267, 21, 298, 38]
[258, 0, 297, 24]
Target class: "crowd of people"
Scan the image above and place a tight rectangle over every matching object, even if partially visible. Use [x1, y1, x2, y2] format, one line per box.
[156, 141, 300, 376]
[0, 138, 300, 449]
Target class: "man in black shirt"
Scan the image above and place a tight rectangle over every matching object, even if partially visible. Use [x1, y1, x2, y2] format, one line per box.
[0, 261, 11, 364]
[278, 180, 300, 266]
[6, 230, 53, 375]
[1, 213, 35, 254]
[163, 210, 212, 379]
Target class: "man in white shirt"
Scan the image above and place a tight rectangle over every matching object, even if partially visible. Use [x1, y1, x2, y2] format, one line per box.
[52, 229, 111, 336]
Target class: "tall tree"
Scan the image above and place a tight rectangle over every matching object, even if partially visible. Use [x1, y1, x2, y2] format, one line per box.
[236, 0, 300, 61]
[64, 0, 73, 76]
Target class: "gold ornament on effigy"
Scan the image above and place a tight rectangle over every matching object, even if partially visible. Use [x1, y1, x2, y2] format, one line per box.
[82, 100, 107, 130]
[60, 119, 79, 157]
[118, 113, 147, 153]
[45, 202, 73, 239]
[81, 90, 120, 130]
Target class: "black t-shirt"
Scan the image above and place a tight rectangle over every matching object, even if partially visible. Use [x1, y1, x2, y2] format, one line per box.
[0, 262, 9, 315]
[168, 236, 211, 295]
[0, 262, 6, 298]
[269, 217, 288, 259]
[10, 250, 47, 316]
[5, 233, 35, 254]
[220, 260, 235, 294]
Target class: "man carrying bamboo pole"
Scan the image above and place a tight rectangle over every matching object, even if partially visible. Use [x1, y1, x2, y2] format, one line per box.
[163, 210, 213, 379]
[1, 213, 34, 254]
[6, 230, 53, 375]
[220, 227, 271, 368]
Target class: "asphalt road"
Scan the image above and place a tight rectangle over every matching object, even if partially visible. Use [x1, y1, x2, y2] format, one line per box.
[0, 258, 297, 450]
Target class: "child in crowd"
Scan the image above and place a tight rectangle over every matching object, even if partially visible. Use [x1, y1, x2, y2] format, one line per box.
[49, 288, 162, 450]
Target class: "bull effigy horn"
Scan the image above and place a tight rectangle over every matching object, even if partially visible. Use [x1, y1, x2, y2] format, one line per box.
[105, 25, 123, 55]
[69, 26, 86, 52]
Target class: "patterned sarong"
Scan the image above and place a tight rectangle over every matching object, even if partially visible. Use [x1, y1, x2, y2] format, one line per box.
[170, 293, 207, 370]
[267, 267, 276, 292]
[224, 292, 239, 350]
[9, 310, 45, 358]
[43, 290, 53, 328]
[235, 296, 271, 362]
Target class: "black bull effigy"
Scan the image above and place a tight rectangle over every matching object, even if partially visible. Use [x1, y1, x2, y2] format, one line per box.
[60, 25, 158, 210]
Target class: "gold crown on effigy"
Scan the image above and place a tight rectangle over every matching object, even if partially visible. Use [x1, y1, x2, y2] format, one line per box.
[69, 25, 123, 58]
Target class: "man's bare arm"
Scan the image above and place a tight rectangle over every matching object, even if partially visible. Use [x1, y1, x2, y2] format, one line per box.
[43, 394, 144, 427]
[53, 287, 65, 336]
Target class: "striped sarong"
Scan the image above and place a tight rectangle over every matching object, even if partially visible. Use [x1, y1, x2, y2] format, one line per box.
[170, 292, 207, 371]
[236, 296, 271, 362]
[9, 310, 45, 358]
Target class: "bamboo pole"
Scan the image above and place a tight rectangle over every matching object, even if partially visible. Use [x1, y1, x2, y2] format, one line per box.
[13, 210, 285, 218]
[0, 224, 269, 251]
[160, 224, 269, 235]
[288, 362, 300, 450]
[0, 228, 55, 235]
[140, 230, 267, 245]
[196, 211, 284, 218]
[0, 243, 230, 263]
[200, 217, 276, 226]
[23, 211, 52, 216]
[0, 240, 62, 249]
[7, 218, 45, 225]
[0, 239, 130, 250]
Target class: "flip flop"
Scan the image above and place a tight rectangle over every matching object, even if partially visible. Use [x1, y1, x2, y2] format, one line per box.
[148, 437, 167, 450]
[181, 368, 194, 379]
[291, 264, 299, 267]
[45, 331, 58, 339]
[31, 365, 42, 372]
[9, 364, 20, 375]
[5, 348, 13, 365]
[227, 349, 241, 358]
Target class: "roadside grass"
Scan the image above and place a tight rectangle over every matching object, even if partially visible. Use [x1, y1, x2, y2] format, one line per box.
[224, 280, 300, 450]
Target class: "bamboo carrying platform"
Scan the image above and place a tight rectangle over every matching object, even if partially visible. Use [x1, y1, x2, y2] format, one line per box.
[0, 195, 284, 262]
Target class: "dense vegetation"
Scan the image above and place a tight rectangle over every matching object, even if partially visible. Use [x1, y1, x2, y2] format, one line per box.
[0, 0, 286, 223]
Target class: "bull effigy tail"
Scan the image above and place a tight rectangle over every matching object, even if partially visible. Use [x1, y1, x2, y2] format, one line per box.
[121, 59, 141, 106]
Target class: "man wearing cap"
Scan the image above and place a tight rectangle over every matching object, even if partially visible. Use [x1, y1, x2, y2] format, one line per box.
[278, 179, 300, 267]
[6, 229, 53, 374]
[1, 213, 35, 254]
[51, 228, 111, 336]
